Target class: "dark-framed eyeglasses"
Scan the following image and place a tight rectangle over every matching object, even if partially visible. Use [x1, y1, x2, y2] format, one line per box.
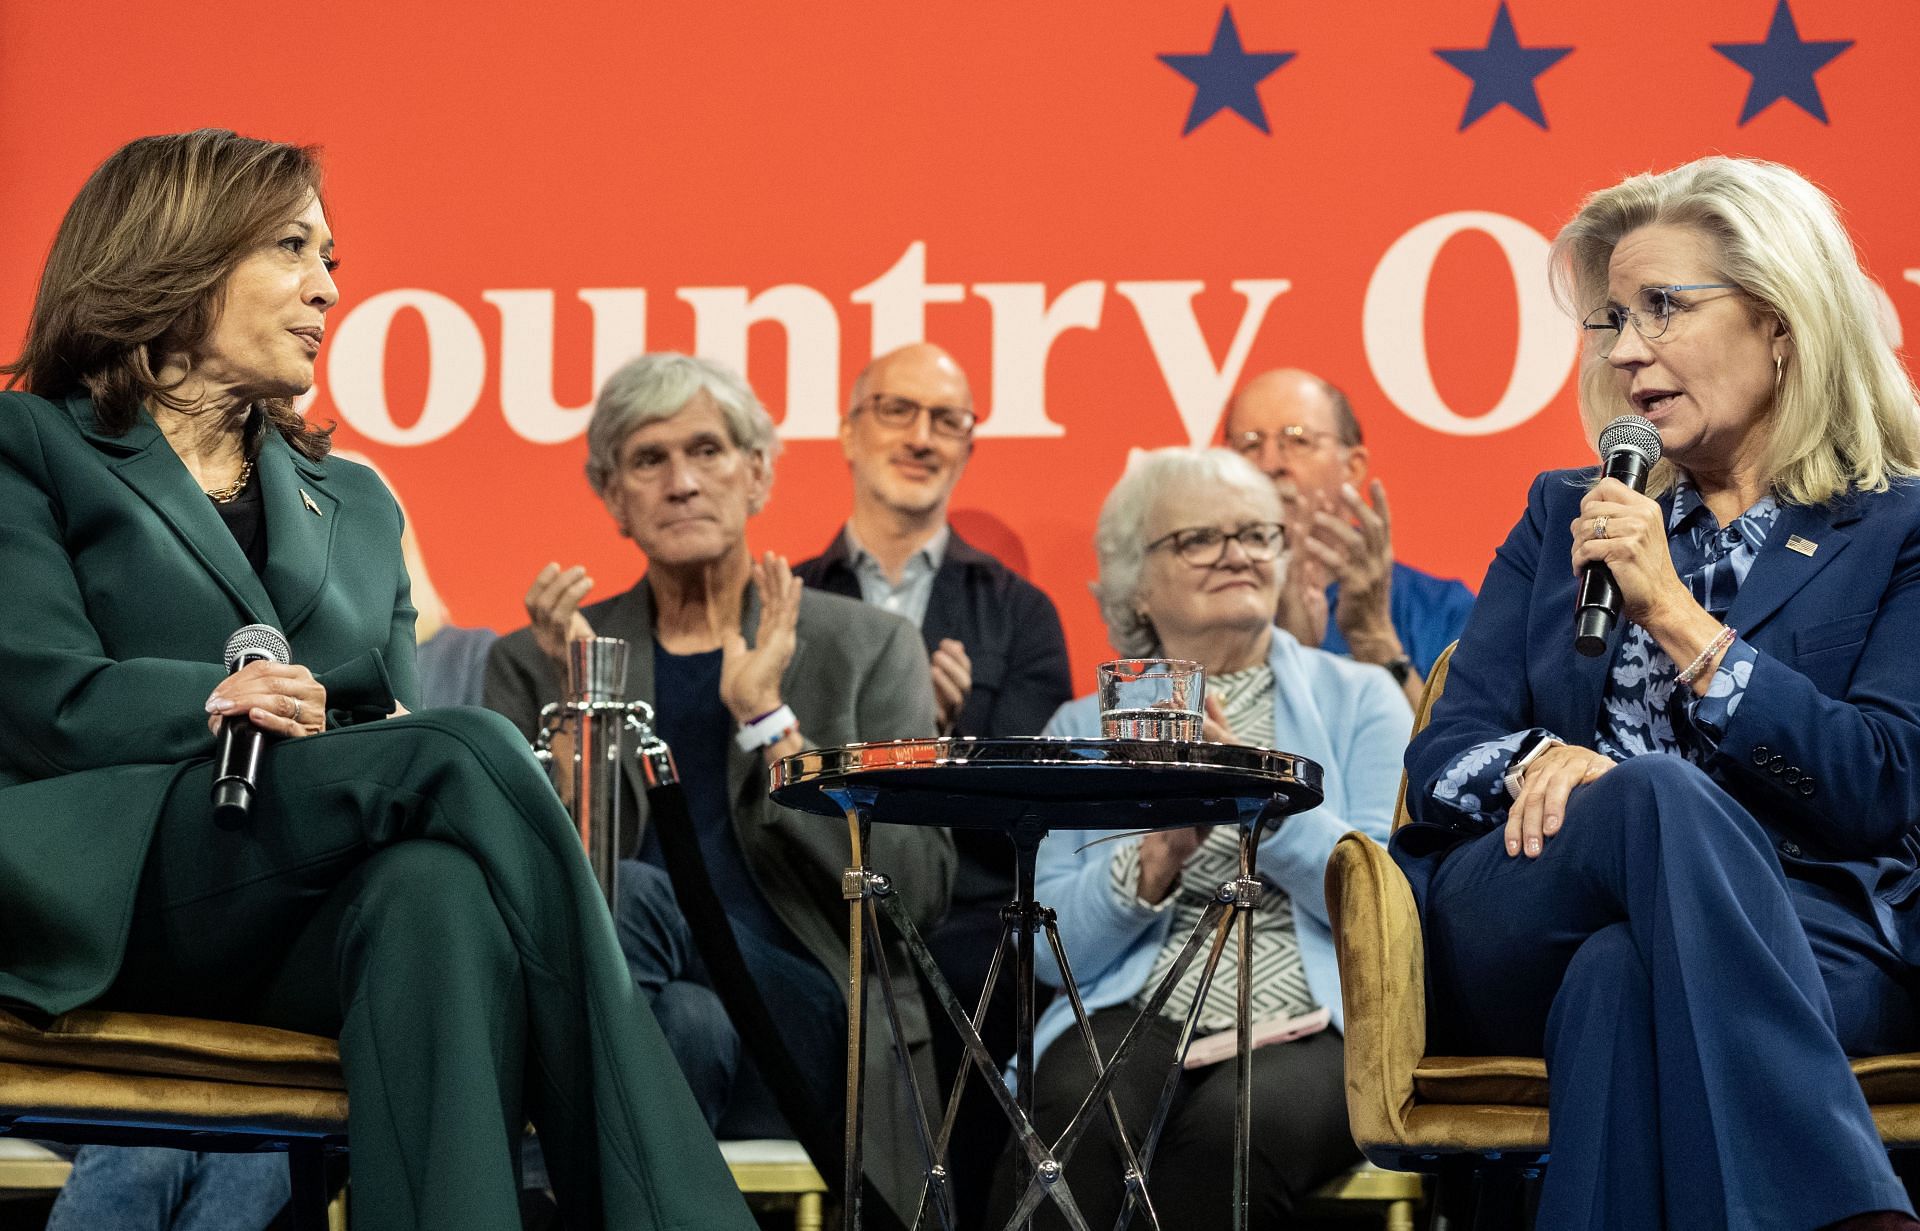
[1230, 424, 1344, 457]
[856, 393, 976, 439]
[1582, 284, 1740, 356]
[1145, 521, 1288, 567]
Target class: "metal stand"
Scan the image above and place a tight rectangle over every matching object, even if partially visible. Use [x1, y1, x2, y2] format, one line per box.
[530, 637, 674, 906]
[771, 737, 1321, 1231]
[833, 801, 1275, 1231]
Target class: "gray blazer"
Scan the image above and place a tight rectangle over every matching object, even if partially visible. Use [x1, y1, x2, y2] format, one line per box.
[485, 577, 954, 1213]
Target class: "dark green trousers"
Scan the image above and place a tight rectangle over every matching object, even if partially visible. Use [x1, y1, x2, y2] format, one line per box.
[104, 707, 755, 1231]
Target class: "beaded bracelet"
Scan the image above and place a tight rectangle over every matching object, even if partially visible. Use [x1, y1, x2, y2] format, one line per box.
[1676, 625, 1737, 688]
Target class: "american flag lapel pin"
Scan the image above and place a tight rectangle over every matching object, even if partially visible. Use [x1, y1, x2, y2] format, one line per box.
[300, 488, 322, 517]
[1786, 534, 1817, 557]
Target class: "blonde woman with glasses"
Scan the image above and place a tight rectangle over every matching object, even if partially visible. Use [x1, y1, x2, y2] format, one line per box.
[1398, 156, 1920, 1230]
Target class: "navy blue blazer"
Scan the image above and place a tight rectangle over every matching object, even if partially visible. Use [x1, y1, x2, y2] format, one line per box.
[1398, 468, 1920, 955]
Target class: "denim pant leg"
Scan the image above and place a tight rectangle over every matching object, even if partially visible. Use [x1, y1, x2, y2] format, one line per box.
[46, 1147, 189, 1231]
[172, 1154, 290, 1231]
[616, 857, 847, 1137]
[716, 921, 845, 1138]
[46, 1147, 288, 1231]
[615, 858, 741, 1128]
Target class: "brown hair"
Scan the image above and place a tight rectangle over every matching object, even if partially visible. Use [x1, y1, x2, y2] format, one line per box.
[3, 129, 334, 459]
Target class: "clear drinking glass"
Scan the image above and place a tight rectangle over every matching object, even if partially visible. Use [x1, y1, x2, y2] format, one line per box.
[1097, 658, 1206, 740]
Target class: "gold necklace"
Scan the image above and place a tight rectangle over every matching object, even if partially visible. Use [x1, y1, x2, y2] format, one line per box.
[205, 459, 254, 504]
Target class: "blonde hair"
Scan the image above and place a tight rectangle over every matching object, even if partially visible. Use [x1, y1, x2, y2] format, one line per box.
[1550, 155, 1920, 505]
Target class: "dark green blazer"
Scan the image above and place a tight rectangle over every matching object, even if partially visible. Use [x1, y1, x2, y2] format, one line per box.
[0, 391, 414, 1015]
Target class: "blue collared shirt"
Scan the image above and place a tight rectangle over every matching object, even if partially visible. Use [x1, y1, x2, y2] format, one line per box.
[1431, 479, 1777, 822]
[844, 522, 949, 629]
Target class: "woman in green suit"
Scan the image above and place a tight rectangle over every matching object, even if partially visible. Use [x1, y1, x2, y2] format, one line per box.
[0, 130, 755, 1231]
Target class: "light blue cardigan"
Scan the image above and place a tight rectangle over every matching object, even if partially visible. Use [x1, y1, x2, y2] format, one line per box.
[1027, 628, 1411, 1070]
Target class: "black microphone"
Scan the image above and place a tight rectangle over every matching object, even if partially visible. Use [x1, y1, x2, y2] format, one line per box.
[211, 623, 293, 825]
[1575, 415, 1664, 657]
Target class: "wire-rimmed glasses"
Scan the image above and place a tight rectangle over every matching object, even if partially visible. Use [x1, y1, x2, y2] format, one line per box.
[855, 393, 976, 439]
[1582, 284, 1740, 356]
[1230, 424, 1343, 458]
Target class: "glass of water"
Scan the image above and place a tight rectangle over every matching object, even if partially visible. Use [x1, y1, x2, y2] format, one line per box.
[1098, 659, 1206, 740]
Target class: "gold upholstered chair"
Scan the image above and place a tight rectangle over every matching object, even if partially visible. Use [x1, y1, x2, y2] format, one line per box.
[1325, 642, 1920, 1220]
[722, 1138, 828, 1231]
[0, 1011, 848, 1231]
[0, 1007, 345, 1230]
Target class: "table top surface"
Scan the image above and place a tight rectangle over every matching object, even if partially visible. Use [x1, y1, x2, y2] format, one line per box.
[769, 736, 1323, 832]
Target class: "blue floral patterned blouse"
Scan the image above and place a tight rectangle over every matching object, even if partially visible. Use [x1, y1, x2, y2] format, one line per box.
[1431, 478, 1778, 824]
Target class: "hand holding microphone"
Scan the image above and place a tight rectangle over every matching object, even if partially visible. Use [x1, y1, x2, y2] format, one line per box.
[1571, 415, 1695, 654]
[207, 624, 326, 823]
[1572, 415, 1667, 655]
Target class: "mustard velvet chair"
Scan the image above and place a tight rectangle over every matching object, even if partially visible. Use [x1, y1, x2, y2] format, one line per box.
[1326, 641, 1920, 1217]
[722, 1138, 827, 1231]
[0, 1006, 345, 1231]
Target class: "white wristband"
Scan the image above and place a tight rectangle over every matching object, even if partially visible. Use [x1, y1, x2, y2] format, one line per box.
[735, 704, 798, 752]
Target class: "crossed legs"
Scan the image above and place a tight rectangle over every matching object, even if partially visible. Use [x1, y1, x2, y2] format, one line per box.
[103, 708, 753, 1231]
[1421, 755, 1913, 1230]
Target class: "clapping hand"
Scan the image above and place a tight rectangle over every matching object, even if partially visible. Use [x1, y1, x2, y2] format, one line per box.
[931, 639, 972, 733]
[713, 552, 802, 724]
[1301, 481, 1397, 652]
[1201, 696, 1242, 746]
[1137, 826, 1206, 904]
[1276, 552, 1331, 649]
[1129, 700, 1241, 902]
[525, 562, 596, 676]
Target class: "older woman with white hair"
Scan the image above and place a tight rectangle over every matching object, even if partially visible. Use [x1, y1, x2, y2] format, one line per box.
[988, 447, 1411, 1230]
[1399, 157, 1920, 1230]
[485, 352, 953, 1223]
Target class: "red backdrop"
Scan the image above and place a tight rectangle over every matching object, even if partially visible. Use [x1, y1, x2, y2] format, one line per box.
[4, 0, 1915, 688]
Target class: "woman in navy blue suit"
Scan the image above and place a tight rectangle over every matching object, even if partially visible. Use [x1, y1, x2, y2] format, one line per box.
[1396, 156, 1920, 1230]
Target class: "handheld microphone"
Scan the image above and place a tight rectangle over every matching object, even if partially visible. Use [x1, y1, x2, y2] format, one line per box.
[1574, 415, 1664, 657]
[211, 623, 292, 825]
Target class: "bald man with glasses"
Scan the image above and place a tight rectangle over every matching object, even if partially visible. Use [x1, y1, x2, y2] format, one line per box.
[798, 343, 1071, 739]
[796, 341, 1072, 1228]
[1224, 368, 1474, 705]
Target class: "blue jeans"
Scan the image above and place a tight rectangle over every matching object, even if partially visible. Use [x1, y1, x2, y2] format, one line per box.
[615, 858, 841, 1136]
[45, 1146, 287, 1231]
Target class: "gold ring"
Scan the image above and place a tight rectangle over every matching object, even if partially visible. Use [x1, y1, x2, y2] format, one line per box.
[1593, 516, 1610, 540]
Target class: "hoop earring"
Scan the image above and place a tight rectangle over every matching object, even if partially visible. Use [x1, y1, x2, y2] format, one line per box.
[1774, 352, 1784, 389]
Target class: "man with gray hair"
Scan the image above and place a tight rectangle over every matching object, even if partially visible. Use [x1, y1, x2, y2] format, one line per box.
[485, 352, 953, 1222]
[1224, 368, 1474, 705]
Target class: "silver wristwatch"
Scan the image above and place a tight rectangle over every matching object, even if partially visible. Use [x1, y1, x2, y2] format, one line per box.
[1502, 734, 1564, 799]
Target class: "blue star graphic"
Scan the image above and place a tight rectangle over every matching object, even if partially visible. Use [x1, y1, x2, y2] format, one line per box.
[1434, 2, 1573, 131]
[1713, 0, 1852, 125]
[1158, 7, 1296, 136]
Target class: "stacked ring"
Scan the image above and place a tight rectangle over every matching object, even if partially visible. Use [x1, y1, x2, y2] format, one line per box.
[1594, 516, 1610, 539]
